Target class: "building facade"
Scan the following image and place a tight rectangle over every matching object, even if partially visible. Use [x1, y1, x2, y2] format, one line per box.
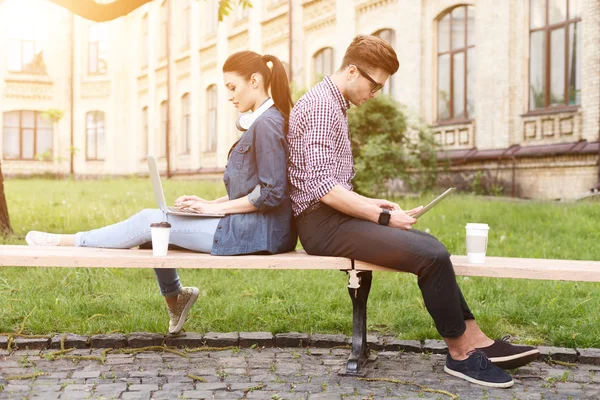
[0, 0, 598, 198]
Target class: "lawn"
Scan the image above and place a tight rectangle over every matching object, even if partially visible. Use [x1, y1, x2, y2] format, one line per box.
[1, 178, 599, 348]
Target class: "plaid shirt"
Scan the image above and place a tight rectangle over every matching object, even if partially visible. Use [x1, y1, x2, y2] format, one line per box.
[287, 76, 355, 216]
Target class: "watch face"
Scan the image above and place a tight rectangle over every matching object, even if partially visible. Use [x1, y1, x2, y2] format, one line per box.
[379, 210, 391, 225]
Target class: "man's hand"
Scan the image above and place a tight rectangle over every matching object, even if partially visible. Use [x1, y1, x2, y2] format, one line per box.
[175, 195, 209, 207]
[405, 206, 424, 217]
[388, 210, 417, 230]
[370, 198, 401, 211]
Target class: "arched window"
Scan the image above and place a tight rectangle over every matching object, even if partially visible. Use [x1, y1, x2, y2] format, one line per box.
[181, 93, 191, 154]
[7, 12, 48, 74]
[141, 13, 149, 67]
[159, 1, 168, 59]
[141, 106, 149, 159]
[159, 100, 168, 157]
[206, 85, 217, 152]
[437, 5, 475, 122]
[88, 23, 108, 75]
[373, 29, 395, 97]
[86, 111, 105, 160]
[2, 111, 53, 160]
[313, 47, 334, 83]
[529, 0, 581, 110]
[205, 0, 218, 36]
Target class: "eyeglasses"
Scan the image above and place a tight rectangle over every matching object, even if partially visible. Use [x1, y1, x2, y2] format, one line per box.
[351, 64, 384, 93]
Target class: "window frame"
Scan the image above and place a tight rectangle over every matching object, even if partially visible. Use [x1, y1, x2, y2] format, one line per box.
[313, 47, 334, 84]
[141, 13, 149, 68]
[159, 100, 168, 158]
[85, 111, 106, 161]
[181, 93, 191, 155]
[88, 24, 109, 76]
[373, 29, 396, 97]
[206, 85, 217, 152]
[436, 5, 475, 125]
[527, 0, 582, 113]
[2, 110, 53, 160]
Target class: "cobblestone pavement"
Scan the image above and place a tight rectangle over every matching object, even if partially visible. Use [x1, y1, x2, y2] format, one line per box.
[1, 342, 600, 400]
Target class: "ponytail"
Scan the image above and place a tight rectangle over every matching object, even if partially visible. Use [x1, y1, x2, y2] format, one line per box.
[261, 54, 293, 134]
[223, 51, 293, 133]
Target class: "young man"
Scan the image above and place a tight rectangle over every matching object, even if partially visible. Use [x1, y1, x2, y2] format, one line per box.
[287, 35, 539, 388]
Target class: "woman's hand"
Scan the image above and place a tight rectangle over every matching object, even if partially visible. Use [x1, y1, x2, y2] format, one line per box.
[177, 199, 223, 215]
[175, 195, 210, 207]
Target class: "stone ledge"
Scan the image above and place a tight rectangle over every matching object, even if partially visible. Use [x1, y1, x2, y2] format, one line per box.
[1, 332, 599, 365]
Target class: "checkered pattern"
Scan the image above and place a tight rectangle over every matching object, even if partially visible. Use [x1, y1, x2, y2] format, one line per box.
[288, 76, 355, 216]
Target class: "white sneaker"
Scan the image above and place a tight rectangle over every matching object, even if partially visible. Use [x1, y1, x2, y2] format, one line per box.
[25, 231, 60, 247]
[168, 287, 199, 334]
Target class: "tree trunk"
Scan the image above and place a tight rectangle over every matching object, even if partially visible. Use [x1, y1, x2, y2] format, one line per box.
[0, 161, 13, 235]
[48, 0, 152, 22]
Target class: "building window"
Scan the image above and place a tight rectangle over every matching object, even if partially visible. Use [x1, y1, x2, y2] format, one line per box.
[181, 93, 191, 154]
[313, 47, 334, 83]
[2, 111, 53, 160]
[86, 111, 105, 160]
[373, 29, 395, 97]
[141, 106, 149, 159]
[234, 3, 249, 22]
[159, 1, 168, 60]
[7, 19, 47, 74]
[181, 0, 191, 49]
[206, 85, 217, 152]
[529, 0, 582, 110]
[159, 101, 168, 158]
[437, 5, 475, 122]
[88, 24, 109, 75]
[206, 0, 218, 36]
[141, 13, 149, 67]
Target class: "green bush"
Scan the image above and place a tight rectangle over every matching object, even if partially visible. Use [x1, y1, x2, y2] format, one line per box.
[348, 96, 438, 197]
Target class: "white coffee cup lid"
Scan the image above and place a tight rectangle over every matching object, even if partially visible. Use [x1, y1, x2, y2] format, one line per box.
[465, 223, 489, 230]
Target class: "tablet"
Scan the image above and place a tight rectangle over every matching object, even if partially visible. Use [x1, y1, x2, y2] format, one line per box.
[412, 188, 456, 219]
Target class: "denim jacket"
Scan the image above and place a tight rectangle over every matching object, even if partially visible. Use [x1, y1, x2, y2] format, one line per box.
[211, 106, 297, 255]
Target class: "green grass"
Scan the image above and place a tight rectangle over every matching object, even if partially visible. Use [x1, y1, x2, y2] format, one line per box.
[1, 178, 599, 348]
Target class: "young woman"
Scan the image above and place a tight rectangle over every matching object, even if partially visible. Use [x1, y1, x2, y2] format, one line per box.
[26, 51, 297, 334]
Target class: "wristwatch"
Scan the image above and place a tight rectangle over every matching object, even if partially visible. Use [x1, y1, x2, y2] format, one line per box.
[378, 209, 391, 226]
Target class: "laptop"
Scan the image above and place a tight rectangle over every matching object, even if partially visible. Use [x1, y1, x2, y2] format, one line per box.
[147, 155, 226, 217]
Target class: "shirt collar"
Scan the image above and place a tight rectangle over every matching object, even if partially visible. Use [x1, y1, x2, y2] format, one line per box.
[323, 75, 351, 114]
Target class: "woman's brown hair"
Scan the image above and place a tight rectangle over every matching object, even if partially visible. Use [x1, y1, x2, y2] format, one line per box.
[223, 51, 293, 133]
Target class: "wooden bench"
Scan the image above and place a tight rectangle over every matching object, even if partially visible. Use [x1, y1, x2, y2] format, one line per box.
[2, 244, 600, 375]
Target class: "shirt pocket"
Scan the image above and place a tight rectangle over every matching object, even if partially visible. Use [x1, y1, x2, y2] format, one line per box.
[233, 144, 252, 170]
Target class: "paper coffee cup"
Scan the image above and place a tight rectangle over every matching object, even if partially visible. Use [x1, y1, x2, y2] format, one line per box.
[465, 223, 489, 264]
[150, 222, 171, 257]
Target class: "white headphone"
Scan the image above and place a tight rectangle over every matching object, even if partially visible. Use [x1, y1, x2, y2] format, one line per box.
[236, 98, 275, 132]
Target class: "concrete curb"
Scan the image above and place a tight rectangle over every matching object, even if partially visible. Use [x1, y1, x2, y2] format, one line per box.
[1, 332, 598, 365]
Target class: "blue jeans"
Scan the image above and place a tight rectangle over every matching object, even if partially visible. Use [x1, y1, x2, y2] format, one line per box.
[74, 209, 220, 297]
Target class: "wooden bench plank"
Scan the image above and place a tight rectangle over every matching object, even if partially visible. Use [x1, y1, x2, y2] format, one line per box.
[355, 256, 600, 282]
[0, 245, 352, 270]
[1, 245, 599, 282]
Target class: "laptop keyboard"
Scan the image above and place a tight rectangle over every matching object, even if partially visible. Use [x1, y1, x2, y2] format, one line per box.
[167, 206, 198, 214]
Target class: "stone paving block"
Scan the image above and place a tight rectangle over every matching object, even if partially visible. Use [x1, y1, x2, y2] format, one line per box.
[71, 370, 101, 379]
[120, 392, 151, 400]
[3, 383, 31, 392]
[422, 339, 447, 354]
[537, 345, 578, 362]
[31, 394, 61, 400]
[380, 338, 422, 353]
[164, 332, 204, 348]
[13, 337, 49, 350]
[128, 383, 159, 391]
[275, 332, 310, 348]
[182, 390, 217, 399]
[50, 334, 89, 349]
[239, 332, 274, 348]
[127, 332, 165, 348]
[202, 332, 239, 347]
[194, 382, 228, 391]
[90, 333, 127, 349]
[310, 334, 347, 348]
[63, 383, 94, 391]
[214, 391, 245, 399]
[94, 383, 128, 393]
[579, 348, 600, 365]
[0, 335, 9, 348]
